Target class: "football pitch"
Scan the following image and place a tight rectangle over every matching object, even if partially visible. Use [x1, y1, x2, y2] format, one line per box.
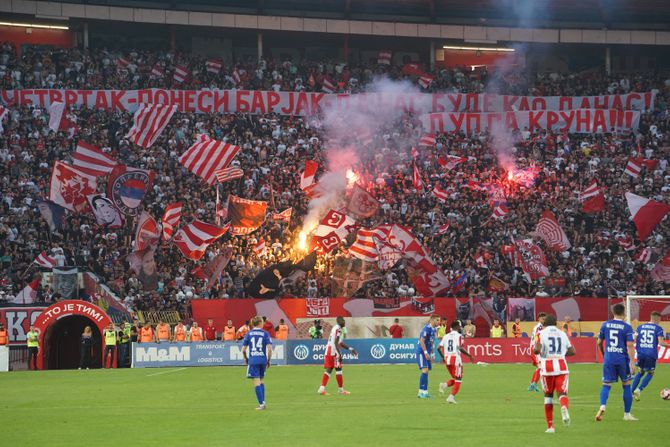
[1, 364, 667, 446]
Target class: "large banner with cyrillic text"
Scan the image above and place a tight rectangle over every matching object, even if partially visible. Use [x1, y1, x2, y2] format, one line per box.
[0, 89, 656, 115]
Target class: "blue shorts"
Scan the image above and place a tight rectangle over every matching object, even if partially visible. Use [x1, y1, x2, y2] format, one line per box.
[417, 352, 432, 371]
[602, 362, 631, 383]
[247, 363, 266, 379]
[636, 356, 657, 373]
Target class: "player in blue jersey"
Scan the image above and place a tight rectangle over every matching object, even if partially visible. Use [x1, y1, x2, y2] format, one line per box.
[416, 314, 441, 398]
[596, 304, 637, 421]
[242, 316, 273, 410]
[633, 311, 670, 401]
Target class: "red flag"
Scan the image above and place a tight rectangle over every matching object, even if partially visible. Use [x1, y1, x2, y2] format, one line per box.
[228, 195, 268, 235]
[49, 161, 97, 212]
[626, 192, 670, 241]
[126, 103, 177, 148]
[513, 239, 549, 280]
[117, 56, 130, 71]
[10, 276, 41, 304]
[135, 211, 160, 251]
[413, 163, 424, 191]
[179, 134, 240, 185]
[161, 202, 182, 240]
[151, 63, 164, 78]
[436, 223, 450, 235]
[492, 204, 509, 219]
[34, 252, 56, 269]
[48, 101, 70, 132]
[615, 233, 636, 252]
[634, 247, 652, 264]
[411, 146, 418, 158]
[401, 63, 425, 76]
[534, 210, 571, 251]
[418, 75, 434, 89]
[580, 179, 605, 213]
[254, 238, 267, 257]
[322, 78, 335, 93]
[72, 141, 118, 176]
[651, 250, 670, 283]
[172, 220, 229, 260]
[272, 207, 293, 222]
[444, 155, 467, 170]
[346, 184, 380, 218]
[300, 160, 318, 190]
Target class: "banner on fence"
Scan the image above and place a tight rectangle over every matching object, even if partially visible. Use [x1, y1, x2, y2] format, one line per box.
[131, 341, 287, 368]
[285, 337, 597, 365]
[0, 306, 46, 346]
[0, 89, 656, 116]
[421, 109, 640, 134]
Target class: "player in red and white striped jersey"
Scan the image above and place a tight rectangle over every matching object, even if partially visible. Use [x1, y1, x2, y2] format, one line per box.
[437, 321, 475, 404]
[528, 312, 547, 392]
[318, 316, 358, 396]
[534, 314, 576, 434]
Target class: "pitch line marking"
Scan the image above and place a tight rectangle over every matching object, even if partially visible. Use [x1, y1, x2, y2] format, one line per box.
[146, 367, 187, 377]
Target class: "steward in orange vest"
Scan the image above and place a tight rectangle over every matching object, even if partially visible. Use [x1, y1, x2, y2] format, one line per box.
[0, 323, 8, 345]
[156, 321, 171, 342]
[222, 320, 236, 341]
[139, 325, 155, 343]
[173, 322, 187, 342]
[276, 319, 289, 340]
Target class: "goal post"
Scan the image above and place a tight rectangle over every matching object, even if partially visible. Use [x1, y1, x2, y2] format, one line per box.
[624, 295, 670, 324]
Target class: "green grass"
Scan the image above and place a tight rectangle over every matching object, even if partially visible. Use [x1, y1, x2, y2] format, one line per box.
[1, 364, 668, 446]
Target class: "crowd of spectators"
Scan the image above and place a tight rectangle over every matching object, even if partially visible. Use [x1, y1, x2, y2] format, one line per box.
[0, 42, 669, 314]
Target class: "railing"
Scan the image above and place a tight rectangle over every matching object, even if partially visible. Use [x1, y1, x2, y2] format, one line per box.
[137, 310, 183, 325]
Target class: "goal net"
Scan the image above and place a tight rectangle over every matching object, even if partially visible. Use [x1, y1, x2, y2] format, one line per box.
[624, 295, 670, 324]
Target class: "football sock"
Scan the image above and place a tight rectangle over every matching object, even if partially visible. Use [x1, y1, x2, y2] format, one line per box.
[623, 384, 633, 413]
[321, 372, 330, 387]
[452, 381, 461, 396]
[260, 383, 265, 402]
[632, 372, 643, 390]
[599, 385, 611, 406]
[336, 371, 343, 388]
[420, 372, 428, 391]
[544, 398, 554, 428]
[559, 395, 569, 409]
[255, 385, 263, 405]
[531, 369, 540, 384]
[639, 373, 653, 391]
[447, 379, 455, 387]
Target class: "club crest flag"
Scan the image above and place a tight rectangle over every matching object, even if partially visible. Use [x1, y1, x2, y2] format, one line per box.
[107, 165, 154, 216]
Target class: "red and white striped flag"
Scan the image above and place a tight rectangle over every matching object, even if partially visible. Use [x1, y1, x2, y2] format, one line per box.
[206, 59, 222, 74]
[348, 226, 392, 262]
[71, 141, 118, 176]
[34, 251, 56, 269]
[624, 158, 643, 178]
[179, 134, 240, 185]
[301, 160, 318, 190]
[436, 223, 450, 235]
[432, 184, 450, 203]
[173, 64, 190, 83]
[272, 207, 293, 222]
[232, 69, 241, 85]
[10, 276, 41, 304]
[151, 63, 164, 78]
[474, 252, 487, 268]
[615, 233, 636, 252]
[626, 192, 670, 241]
[413, 163, 424, 191]
[492, 204, 509, 219]
[579, 179, 601, 201]
[214, 166, 244, 183]
[126, 103, 177, 148]
[254, 238, 266, 256]
[117, 56, 130, 71]
[172, 220, 229, 260]
[322, 78, 335, 93]
[419, 134, 436, 147]
[635, 247, 652, 264]
[377, 50, 392, 65]
[161, 202, 182, 240]
[535, 210, 571, 251]
[418, 75, 434, 89]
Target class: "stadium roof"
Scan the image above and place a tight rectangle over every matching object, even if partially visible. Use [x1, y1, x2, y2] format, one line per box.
[57, 0, 670, 29]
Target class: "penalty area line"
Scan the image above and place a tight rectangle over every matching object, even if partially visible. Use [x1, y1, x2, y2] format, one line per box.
[145, 367, 187, 377]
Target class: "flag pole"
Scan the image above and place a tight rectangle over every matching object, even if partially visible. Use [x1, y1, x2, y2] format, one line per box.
[19, 262, 35, 281]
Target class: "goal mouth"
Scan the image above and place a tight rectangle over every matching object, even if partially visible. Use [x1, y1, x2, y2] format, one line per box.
[625, 295, 670, 323]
